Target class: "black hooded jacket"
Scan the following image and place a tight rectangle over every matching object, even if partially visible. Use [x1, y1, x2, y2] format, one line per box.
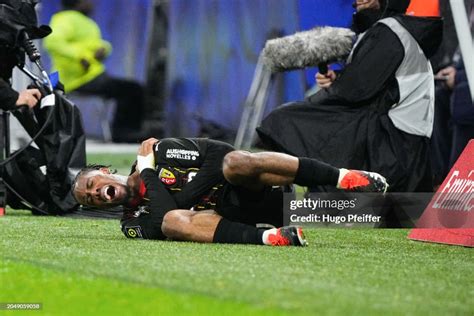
[308, 15, 442, 108]
[0, 79, 19, 111]
[257, 14, 443, 192]
[0, 51, 19, 111]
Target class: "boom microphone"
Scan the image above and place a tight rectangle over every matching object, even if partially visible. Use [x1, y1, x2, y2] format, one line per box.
[261, 26, 355, 73]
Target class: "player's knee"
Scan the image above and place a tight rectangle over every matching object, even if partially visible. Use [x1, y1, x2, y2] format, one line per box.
[161, 209, 192, 239]
[223, 150, 258, 183]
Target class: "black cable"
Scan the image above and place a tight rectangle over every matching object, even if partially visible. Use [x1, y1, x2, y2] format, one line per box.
[22, 35, 41, 62]
[0, 105, 55, 167]
[0, 34, 58, 213]
[0, 34, 56, 167]
[2, 179, 50, 215]
[0, 86, 56, 213]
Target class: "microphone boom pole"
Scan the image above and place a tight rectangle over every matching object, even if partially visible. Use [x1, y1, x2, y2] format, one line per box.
[262, 26, 355, 73]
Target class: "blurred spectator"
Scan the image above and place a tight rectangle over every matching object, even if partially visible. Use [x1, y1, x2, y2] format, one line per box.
[44, 0, 146, 142]
[431, 4, 474, 186]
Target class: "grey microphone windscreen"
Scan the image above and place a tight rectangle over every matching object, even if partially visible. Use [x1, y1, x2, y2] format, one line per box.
[262, 26, 355, 72]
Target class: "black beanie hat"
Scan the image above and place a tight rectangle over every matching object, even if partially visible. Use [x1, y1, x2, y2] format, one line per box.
[382, 0, 411, 14]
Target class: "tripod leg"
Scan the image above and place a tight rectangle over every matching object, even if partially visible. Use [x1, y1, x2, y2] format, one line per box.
[235, 57, 266, 149]
[243, 68, 273, 149]
[0, 111, 7, 215]
[0, 178, 5, 216]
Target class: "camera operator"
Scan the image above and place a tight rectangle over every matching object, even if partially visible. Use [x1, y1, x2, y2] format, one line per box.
[0, 1, 44, 111]
[0, 71, 42, 111]
[0, 0, 88, 216]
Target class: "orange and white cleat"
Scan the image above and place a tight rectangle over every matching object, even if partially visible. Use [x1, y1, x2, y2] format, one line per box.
[338, 170, 389, 193]
[265, 226, 308, 246]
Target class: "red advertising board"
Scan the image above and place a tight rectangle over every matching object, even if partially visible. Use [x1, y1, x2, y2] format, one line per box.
[408, 140, 474, 247]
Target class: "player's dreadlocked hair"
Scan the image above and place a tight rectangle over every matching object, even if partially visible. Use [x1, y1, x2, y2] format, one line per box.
[71, 164, 118, 200]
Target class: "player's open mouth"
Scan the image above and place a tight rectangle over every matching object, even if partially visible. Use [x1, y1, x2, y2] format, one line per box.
[103, 185, 116, 201]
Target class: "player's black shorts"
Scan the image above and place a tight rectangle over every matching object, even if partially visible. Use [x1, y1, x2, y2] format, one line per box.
[121, 185, 285, 240]
[215, 184, 284, 228]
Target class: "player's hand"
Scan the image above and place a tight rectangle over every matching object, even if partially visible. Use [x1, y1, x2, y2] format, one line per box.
[315, 70, 336, 89]
[80, 58, 90, 71]
[15, 88, 42, 109]
[436, 66, 456, 90]
[137, 138, 159, 172]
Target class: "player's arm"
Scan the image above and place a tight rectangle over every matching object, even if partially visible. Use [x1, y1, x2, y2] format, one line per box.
[124, 169, 178, 238]
[121, 139, 178, 240]
[171, 139, 234, 208]
[121, 171, 179, 240]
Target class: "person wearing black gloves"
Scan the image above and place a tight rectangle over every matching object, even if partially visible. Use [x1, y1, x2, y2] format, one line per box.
[257, 0, 443, 192]
[72, 137, 389, 246]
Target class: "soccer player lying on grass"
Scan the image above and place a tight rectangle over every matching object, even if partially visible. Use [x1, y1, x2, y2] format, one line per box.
[73, 138, 388, 246]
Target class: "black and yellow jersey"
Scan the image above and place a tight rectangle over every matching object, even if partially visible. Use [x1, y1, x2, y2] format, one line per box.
[152, 138, 233, 210]
[121, 138, 234, 239]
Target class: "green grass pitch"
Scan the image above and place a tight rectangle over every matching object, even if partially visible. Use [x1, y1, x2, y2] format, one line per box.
[0, 153, 472, 315]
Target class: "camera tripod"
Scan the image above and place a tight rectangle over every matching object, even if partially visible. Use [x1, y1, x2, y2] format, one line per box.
[0, 110, 10, 215]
